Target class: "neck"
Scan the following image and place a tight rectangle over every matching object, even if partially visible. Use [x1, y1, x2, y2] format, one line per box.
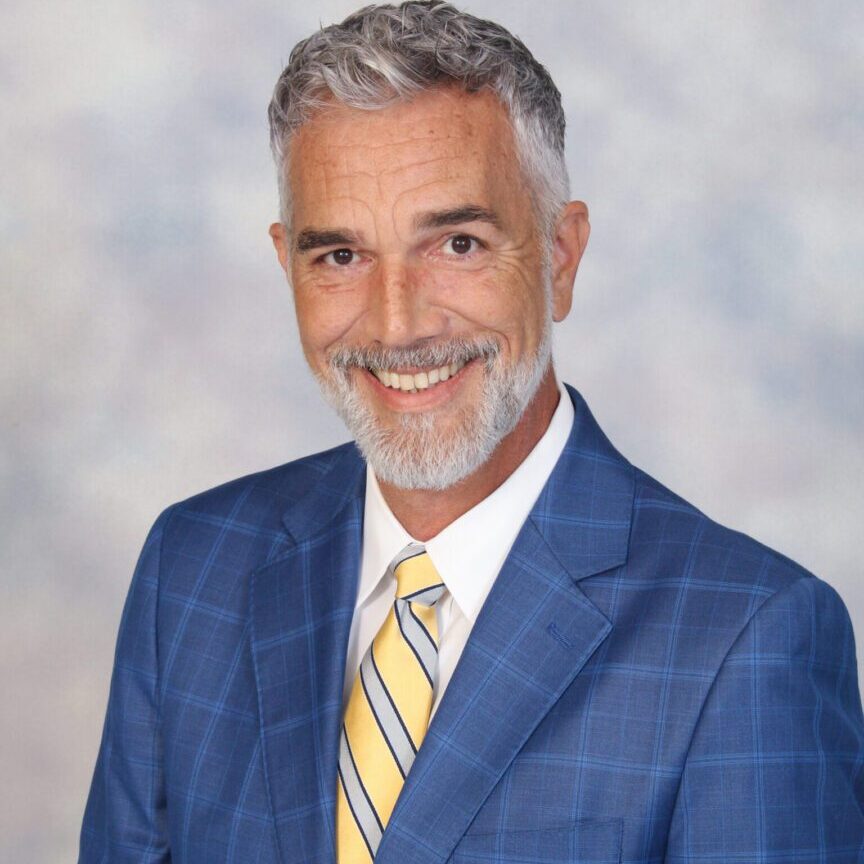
[378, 368, 561, 541]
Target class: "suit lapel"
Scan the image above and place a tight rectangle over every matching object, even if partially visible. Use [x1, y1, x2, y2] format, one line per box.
[250, 445, 365, 864]
[376, 387, 636, 864]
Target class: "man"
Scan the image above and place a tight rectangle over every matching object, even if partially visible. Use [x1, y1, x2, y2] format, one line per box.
[80, 2, 864, 862]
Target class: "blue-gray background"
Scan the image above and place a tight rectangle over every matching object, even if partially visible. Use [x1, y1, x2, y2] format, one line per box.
[2, 1, 862, 858]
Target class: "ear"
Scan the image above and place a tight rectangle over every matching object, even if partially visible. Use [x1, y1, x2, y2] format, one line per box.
[269, 222, 291, 273]
[550, 201, 590, 322]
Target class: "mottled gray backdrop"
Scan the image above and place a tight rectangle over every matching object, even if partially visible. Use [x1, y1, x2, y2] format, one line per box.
[3, 0, 862, 859]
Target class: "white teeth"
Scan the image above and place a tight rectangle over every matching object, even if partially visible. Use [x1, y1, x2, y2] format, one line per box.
[372, 359, 467, 392]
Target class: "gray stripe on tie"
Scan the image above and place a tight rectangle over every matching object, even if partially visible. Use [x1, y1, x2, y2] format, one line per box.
[396, 599, 438, 685]
[402, 583, 446, 606]
[360, 649, 416, 776]
[338, 726, 383, 852]
[387, 543, 427, 577]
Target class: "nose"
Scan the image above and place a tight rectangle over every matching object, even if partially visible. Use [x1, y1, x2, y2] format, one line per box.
[366, 255, 444, 348]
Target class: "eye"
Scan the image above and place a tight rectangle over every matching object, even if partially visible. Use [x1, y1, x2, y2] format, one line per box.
[443, 234, 479, 256]
[322, 248, 355, 266]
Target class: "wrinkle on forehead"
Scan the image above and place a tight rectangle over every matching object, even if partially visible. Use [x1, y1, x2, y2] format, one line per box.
[288, 88, 530, 244]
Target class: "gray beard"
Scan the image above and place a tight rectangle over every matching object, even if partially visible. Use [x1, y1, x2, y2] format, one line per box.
[312, 325, 552, 491]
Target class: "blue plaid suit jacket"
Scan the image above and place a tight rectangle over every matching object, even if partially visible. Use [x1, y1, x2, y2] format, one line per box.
[80, 385, 864, 863]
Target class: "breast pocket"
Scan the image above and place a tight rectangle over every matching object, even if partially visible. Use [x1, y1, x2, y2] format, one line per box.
[448, 818, 622, 863]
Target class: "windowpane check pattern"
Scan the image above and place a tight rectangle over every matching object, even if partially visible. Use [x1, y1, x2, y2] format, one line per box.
[336, 544, 445, 862]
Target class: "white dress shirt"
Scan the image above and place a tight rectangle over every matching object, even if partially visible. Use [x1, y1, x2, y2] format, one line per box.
[342, 383, 575, 718]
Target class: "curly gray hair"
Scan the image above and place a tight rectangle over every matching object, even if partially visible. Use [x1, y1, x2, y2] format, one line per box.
[267, 0, 569, 235]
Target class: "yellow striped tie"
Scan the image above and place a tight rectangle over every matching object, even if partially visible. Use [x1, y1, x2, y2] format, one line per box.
[336, 544, 446, 862]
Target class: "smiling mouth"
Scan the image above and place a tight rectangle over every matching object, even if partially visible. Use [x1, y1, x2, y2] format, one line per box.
[370, 360, 467, 393]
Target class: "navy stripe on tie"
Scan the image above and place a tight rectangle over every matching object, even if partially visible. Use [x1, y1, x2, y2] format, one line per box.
[395, 600, 437, 687]
[337, 764, 375, 860]
[369, 644, 418, 757]
[387, 544, 427, 578]
[339, 726, 384, 853]
[400, 582, 446, 604]
[407, 602, 438, 653]
[359, 648, 416, 777]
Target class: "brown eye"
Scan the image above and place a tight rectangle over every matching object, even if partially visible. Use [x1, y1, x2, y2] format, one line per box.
[326, 248, 354, 265]
[447, 235, 475, 255]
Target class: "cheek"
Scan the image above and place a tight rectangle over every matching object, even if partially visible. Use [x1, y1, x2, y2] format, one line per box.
[423, 261, 544, 343]
[293, 282, 367, 357]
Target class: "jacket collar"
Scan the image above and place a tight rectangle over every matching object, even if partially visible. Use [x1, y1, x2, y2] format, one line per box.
[531, 383, 635, 579]
[251, 445, 365, 864]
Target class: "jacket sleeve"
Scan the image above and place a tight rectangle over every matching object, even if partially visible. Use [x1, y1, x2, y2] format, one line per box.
[666, 574, 864, 862]
[79, 508, 173, 863]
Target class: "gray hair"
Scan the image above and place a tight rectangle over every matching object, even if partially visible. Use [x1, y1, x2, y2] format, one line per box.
[267, 0, 569, 236]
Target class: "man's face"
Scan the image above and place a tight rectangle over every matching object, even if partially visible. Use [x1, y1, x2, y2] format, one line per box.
[273, 87, 575, 489]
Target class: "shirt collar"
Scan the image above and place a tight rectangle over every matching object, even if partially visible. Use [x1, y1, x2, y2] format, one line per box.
[359, 381, 575, 622]
[358, 471, 414, 610]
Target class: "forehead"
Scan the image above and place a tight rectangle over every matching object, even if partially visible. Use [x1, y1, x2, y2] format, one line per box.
[287, 87, 526, 227]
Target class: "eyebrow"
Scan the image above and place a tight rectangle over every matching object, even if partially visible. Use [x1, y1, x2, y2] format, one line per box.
[414, 205, 502, 232]
[294, 228, 360, 253]
[293, 204, 501, 253]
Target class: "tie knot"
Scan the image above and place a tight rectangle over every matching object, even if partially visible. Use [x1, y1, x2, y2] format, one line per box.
[390, 544, 445, 607]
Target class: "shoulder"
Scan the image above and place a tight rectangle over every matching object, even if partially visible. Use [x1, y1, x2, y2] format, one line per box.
[600, 465, 854, 681]
[630, 465, 815, 601]
[597, 467, 863, 741]
[153, 441, 361, 567]
[174, 441, 355, 517]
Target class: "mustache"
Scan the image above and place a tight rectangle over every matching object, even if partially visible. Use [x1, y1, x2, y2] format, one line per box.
[328, 336, 501, 370]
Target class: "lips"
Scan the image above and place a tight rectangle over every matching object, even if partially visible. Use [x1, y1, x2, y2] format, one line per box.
[370, 360, 467, 393]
